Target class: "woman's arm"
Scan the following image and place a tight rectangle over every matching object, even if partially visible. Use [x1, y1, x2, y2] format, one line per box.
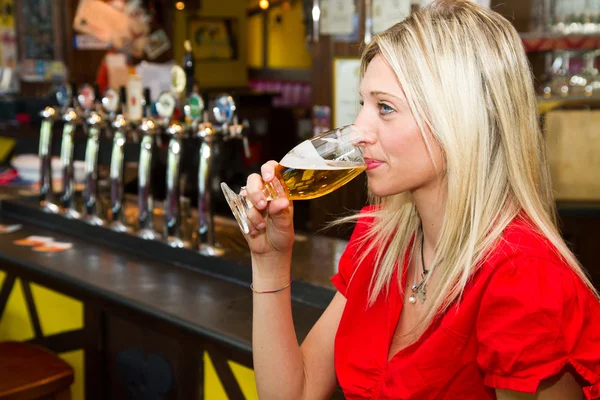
[244, 161, 347, 399]
[252, 267, 347, 400]
[496, 370, 583, 400]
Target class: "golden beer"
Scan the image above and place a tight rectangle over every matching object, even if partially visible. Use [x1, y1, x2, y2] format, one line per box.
[276, 160, 366, 200]
[221, 125, 365, 234]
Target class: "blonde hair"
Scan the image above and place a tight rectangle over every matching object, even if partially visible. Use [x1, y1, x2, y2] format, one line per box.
[339, 0, 598, 337]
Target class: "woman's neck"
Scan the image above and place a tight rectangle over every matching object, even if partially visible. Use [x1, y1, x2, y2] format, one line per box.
[412, 182, 447, 256]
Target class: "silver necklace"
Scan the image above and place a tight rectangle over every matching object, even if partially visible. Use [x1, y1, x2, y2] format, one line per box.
[408, 229, 429, 304]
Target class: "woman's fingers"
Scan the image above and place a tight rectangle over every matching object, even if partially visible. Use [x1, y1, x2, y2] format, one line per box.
[261, 160, 279, 183]
[246, 173, 267, 210]
[245, 174, 267, 233]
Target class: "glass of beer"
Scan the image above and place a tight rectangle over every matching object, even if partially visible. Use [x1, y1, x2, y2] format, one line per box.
[221, 125, 366, 234]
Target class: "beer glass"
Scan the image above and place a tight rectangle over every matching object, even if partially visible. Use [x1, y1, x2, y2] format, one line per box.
[221, 125, 366, 234]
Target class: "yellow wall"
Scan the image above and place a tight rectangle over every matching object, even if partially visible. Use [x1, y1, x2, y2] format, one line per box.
[247, 13, 264, 68]
[173, 0, 249, 88]
[267, 1, 312, 69]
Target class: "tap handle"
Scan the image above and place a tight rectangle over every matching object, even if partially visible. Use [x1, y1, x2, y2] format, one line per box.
[138, 133, 155, 231]
[93, 83, 101, 104]
[143, 87, 152, 118]
[83, 125, 101, 219]
[164, 131, 183, 240]
[70, 81, 79, 107]
[59, 123, 76, 211]
[39, 116, 55, 208]
[119, 86, 127, 113]
[242, 136, 251, 159]
[110, 129, 127, 226]
[197, 140, 216, 247]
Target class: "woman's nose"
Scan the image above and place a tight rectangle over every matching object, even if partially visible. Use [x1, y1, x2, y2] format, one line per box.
[353, 110, 377, 146]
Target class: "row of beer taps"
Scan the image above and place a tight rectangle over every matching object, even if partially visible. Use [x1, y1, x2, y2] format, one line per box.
[37, 73, 250, 256]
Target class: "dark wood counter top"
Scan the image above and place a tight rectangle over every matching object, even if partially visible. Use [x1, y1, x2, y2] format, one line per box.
[0, 207, 329, 355]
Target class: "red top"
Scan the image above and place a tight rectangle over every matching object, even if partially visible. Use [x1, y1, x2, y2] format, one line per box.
[331, 207, 600, 399]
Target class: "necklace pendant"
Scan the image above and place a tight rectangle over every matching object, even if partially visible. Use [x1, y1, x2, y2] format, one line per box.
[408, 296, 417, 304]
[418, 283, 427, 304]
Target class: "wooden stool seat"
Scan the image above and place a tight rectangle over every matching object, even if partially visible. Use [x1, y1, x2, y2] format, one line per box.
[0, 341, 73, 400]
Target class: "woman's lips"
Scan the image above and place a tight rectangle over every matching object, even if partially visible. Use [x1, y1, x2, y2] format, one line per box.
[364, 158, 384, 171]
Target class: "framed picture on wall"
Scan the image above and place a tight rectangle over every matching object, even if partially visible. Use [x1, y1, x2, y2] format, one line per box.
[187, 17, 238, 61]
[333, 57, 361, 127]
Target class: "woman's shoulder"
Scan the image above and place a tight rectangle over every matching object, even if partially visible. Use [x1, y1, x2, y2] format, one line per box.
[477, 214, 597, 306]
[484, 214, 569, 270]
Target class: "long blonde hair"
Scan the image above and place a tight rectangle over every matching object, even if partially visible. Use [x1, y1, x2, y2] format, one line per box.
[339, 0, 598, 337]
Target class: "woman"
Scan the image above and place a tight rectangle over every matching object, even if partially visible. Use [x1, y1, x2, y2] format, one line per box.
[243, 0, 600, 398]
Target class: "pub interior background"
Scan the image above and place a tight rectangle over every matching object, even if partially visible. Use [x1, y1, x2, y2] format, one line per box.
[0, 0, 599, 399]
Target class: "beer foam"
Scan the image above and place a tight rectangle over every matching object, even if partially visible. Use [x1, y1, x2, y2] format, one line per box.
[279, 140, 362, 170]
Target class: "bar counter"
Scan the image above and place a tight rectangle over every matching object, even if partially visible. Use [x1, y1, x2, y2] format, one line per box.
[0, 192, 345, 399]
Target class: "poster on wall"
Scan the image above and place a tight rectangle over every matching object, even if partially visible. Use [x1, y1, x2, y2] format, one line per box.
[0, 0, 17, 92]
[187, 17, 238, 61]
[320, 0, 356, 36]
[0, 0, 16, 69]
[333, 58, 361, 127]
[73, 0, 150, 57]
[372, 0, 411, 33]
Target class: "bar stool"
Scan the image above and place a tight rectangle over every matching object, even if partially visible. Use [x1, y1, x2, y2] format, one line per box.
[0, 341, 74, 399]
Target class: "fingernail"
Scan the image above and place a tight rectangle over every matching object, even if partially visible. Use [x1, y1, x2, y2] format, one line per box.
[257, 222, 266, 230]
[258, 200, 266, 208]
[264, 173, 272, 180]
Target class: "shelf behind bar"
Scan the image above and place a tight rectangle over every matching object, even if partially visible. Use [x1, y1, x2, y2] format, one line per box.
[521, 32, 600, 52]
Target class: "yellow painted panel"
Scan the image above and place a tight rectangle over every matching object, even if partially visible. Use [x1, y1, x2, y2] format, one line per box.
[60, 349, 85, 400]
[204, 351, 229, 400]
[173, 0, 249, 89]
[0, 269, 5, 287]
[229, 361, 258, 400]
[248, 14, 264, 68]
[0, 137, 16, 162]
[30, 283, 83, 336]
[0, 279, 34, 341]
[267, 1, 312, 69]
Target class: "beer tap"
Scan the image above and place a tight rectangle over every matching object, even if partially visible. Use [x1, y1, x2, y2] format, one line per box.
[156, 89, 186, 247]
[197, 95, 251, 256]
[58, 82, 83, 219]
[81, 84, 105, 226]
[194, 94, 244, 256]
[136, 89, 161, 240]
[38, 83, 71, 213]
[163, 122, 189, 248]
[107, 88, 131, 233]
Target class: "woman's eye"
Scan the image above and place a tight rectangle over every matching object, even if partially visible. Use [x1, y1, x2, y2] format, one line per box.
[378, 102, 395, 115]
[359, 100, 364, 106]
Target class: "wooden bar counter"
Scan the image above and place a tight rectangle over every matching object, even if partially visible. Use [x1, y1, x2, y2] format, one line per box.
[0, 194, 346, 400]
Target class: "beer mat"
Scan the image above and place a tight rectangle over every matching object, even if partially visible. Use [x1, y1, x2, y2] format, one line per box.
[32, 242, 73, 253]
[0, 224, 22, 234]
[13, 236, 55, 246]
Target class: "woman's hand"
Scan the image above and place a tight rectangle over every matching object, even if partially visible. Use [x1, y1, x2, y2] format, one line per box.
[243, 161, 295, 260]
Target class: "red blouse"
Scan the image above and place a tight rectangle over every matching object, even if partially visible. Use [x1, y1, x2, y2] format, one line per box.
[331, 207, 600, 399]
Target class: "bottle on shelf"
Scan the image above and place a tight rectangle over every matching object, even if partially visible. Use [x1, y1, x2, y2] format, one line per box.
[183, 40, 195, 97]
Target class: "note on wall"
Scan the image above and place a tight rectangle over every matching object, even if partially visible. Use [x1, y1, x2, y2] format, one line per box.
[372, 0, 411, 33]
[321, 0, 356, 36]
[20, 0, 55, 60]
[333, 58, 361, 127]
